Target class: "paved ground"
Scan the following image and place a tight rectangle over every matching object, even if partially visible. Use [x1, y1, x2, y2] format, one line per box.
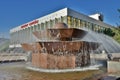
[0, 62, 106, 80]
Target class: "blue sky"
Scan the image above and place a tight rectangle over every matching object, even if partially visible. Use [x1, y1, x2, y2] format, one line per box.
[0, 0, 120, 38]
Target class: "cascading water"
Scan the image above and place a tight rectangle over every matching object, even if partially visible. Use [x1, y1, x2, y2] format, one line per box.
[22, 23, 104, 72]
[80, 28, 120, 53]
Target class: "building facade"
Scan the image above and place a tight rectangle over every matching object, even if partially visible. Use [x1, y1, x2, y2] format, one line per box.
[10, 8, 113, 48]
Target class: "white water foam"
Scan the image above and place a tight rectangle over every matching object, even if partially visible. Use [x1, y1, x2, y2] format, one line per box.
[26, 64, 102, 73]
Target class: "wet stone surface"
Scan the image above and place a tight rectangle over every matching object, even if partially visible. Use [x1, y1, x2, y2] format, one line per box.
[0, 62, 105, 80]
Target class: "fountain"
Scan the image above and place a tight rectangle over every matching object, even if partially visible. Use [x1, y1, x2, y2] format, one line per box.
[81, 28, 120, 53]
[21, 23, 100, 70]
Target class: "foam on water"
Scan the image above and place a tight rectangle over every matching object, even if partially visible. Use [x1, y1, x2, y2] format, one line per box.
[26, 64, 102, 73]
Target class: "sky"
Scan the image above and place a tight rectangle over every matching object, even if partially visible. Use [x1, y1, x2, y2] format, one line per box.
[0, 0, 120, 38]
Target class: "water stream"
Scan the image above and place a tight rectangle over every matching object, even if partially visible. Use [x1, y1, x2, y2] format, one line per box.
[80, 28, 120, 53]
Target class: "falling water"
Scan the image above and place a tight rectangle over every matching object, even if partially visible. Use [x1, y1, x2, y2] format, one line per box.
[80, 28, 120, 53]
[26, 26, 118, 72]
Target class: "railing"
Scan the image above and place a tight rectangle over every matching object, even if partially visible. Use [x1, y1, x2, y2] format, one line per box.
[0, 53, 27, 62]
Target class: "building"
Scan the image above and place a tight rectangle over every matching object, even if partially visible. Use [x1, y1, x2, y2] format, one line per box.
[10, 8, 113, 48]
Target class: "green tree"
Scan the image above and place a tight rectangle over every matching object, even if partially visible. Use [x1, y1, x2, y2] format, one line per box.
[113, 9, 120, 43]
[113, 28, 120, 43]
[103, 28, 115, 37]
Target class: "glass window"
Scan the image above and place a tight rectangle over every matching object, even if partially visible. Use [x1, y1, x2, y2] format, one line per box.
[85, 21, 89, 28]
[50, 20, 53, 28]
[71, 17, 74, 27]
[37, 24, 40, 31]
[73, 18, 79, 28]
[95, 25, 99, 32]
[41, 23, 44, 30]
[93, 24, 98, 32]
[76, 18, 79, 28]
[45, 21, 48, 29]
[81, 20, 85, 27]
[67, 16, 72, 27]
[78, 19, 81, 27]
[91, 23, 94, 31]
[58, 17, 61, 22]
[84, 21, 87, 28]
[31, 26, 34, 31]
[63, 16, 67, 23]
[47, 21, 50, 28]
[55, 18, 58, 24]
[97, 25, 101, 33]
[61, 16, 63, 22]
[34, 25, 37, 31]
[53, 19, 55, 27]
[73, 18, 76, 28]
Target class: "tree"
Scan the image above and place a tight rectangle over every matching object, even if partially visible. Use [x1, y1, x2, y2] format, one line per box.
[103, 28, 115, 37]
[113, 28, 120, 43]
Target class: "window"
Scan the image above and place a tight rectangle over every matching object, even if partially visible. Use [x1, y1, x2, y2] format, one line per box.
[37, 24, 41, 31]
[63, 16, 67, 23]
[41, 23, 44, 30]
[76, 18, 79, 28]
[80, 20, 85, 27]
[78, 19, 81, 27]
[34, 25, 37, 31]
[61, 16, 63, 22]
[73, 18, 76, 28]
[91, 23, 94, 30]
[58, 17, 61, 22]
[45, 21, 48, 29]
[53, 19, 55, 27]
[55, 18, 58, 24]
[31, 26, 34, 31]
[50, 20, 53, 28]
[67, 16, 72, 27]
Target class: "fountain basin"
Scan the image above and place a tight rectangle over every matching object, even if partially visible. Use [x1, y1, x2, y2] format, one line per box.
[22, 41, 100, 69]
